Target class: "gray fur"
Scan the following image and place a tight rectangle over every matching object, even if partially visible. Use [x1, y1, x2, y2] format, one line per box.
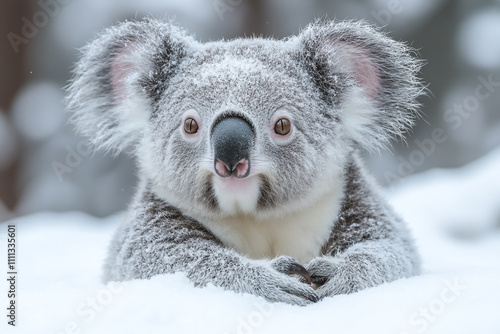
[104, 186, 319, 305]
[66, 18, 423, 305]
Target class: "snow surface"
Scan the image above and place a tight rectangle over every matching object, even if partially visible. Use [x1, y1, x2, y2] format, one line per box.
[2, 148, 500, 334]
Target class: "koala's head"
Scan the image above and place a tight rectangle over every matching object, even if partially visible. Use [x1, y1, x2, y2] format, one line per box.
[66, 19, 423, 220]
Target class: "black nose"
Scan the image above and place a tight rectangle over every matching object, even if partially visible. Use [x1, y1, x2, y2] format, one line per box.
[212, 116, 254, 178]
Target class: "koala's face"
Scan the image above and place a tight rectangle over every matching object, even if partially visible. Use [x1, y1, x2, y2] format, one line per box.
[141, 40, 347, 218]
[67, 19, 422, 219]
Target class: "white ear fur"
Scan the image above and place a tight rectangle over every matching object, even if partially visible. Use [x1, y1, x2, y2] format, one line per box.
[341, 86, 380, 147]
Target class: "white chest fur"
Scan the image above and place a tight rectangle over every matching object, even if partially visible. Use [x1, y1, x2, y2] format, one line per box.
[200, 190, 343, 264]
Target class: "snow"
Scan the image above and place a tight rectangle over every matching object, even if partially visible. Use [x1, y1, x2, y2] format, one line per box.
[2, 148, 500, 333]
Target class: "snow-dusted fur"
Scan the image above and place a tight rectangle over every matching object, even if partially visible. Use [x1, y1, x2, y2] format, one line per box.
[66, 18, 423, 305]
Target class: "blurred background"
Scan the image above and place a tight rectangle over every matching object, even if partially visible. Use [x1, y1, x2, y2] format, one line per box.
[0, 0, 499, 221]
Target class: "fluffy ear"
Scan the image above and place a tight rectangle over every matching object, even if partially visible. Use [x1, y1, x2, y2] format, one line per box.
[298, 20, 424, 151]
[66, 19, 193, 153]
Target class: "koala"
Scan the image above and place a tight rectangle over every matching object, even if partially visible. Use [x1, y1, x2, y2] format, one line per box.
[66, 18, 423, 305]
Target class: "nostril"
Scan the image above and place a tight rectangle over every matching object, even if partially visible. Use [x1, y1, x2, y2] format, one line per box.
[215, 159, 231, 178]
[214, 158, 250, 178]
[233, 158, 249, 178]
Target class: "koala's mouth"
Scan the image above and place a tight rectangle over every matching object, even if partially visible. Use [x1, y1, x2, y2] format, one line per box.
[214, 173, 256, 191]
[210, 173, 265, 214]
[199, 168, 276, 215]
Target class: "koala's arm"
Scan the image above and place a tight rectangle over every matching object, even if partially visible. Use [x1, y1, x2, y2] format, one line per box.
[306, 159, 420, 298]
[103, 185, 318, 305]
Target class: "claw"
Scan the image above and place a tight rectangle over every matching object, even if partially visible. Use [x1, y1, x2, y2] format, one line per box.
[283, 263, 312, 285]
[310, 275, 328, 287]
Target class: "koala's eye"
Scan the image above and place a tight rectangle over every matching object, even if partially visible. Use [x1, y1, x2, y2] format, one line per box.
[184, 118, 199, 134]
[274, 118, 291, 136]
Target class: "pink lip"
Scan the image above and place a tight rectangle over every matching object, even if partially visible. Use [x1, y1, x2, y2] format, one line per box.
[214, 174, 256, 191]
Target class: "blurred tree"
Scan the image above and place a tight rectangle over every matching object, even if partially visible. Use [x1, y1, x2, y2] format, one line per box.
[0, 0, 29, 210]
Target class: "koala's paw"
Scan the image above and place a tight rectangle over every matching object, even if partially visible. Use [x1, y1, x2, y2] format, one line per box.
[271, 255, 312, 284]
[305, 257, 352, 299]
[248, 256, 318, 306]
